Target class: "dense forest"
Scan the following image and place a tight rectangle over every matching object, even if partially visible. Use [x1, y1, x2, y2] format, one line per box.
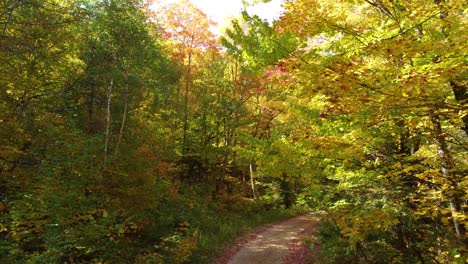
[0, 0, 466, 263]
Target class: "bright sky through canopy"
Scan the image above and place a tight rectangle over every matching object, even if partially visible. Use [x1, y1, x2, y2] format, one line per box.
[191, 0, 283, 22]
[159, 0, 284, 34]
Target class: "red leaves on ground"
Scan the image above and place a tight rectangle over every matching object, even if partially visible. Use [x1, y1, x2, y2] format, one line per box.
[212, 226, 270, 264]
[282, 219, 321, 264]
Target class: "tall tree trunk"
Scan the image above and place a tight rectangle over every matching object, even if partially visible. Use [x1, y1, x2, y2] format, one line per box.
[220, 119, 229, 190]
[249, 162, 256, 199]
[87, 80, 95, 133]
[430, 110, 465, 240]
[103, 76, 113, 172]
[113, 68, 129, 159]
[449, 81, 468, 136]
[397, 119, 411, 155]
[182, 50, 192, 156]
[432, 0, 468, 136]
[281, 173, 292, 208]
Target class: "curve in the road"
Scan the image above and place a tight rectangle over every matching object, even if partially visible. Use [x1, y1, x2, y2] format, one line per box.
[227, 212, 320, 264]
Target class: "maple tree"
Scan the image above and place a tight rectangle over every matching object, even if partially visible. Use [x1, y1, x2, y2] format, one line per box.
[147, 0, 217, 157]
[222, 0, 466, 262]
[277, 0, 467, 261]
[1, 0, 466, 263]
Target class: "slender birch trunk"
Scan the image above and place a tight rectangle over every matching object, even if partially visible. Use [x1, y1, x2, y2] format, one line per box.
[250, 162, 256, 199]
[103, 76, 113, 171]
[113, 68, 129, 159]
[182, 47, 192, 156]
[430, 110, 465, 239]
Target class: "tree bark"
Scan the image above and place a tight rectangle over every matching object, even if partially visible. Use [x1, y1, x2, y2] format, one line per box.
[430, 110, 465, 240]
[449, 81, 468, 136]
[182, 44, 193, 156]
[87, 80, 95, 133]
[113, 68, 129, 159]
[432, 0, 468, 136]
[249, 162, 256, 199]
[103, 76, 113, 172]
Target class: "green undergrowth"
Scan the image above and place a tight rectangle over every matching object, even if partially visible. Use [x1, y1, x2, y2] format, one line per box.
[1, 176, 309, 264]
[150, 184, 309, 263]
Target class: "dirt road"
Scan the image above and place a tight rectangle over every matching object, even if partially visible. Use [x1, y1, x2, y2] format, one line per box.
[227, 212, 320, 264]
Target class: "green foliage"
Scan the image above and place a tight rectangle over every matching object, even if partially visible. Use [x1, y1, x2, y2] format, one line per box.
[1, 0, 466, 263]
[221, 11, 299, 72]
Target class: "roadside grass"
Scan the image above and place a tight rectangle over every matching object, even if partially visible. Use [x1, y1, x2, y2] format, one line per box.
[192, 205, 309, 263]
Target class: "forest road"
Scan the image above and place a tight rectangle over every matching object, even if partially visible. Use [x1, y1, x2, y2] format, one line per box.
[227, 212, 320, 264]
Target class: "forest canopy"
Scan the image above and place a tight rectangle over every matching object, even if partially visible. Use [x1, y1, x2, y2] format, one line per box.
[0, 0, 466, 263]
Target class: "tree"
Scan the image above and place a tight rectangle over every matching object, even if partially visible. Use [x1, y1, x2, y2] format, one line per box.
[147, 0, 217, 157]
[277, 0, 467, 261]
[220, 0, 466, 261]
[0, 0, 180, 261]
